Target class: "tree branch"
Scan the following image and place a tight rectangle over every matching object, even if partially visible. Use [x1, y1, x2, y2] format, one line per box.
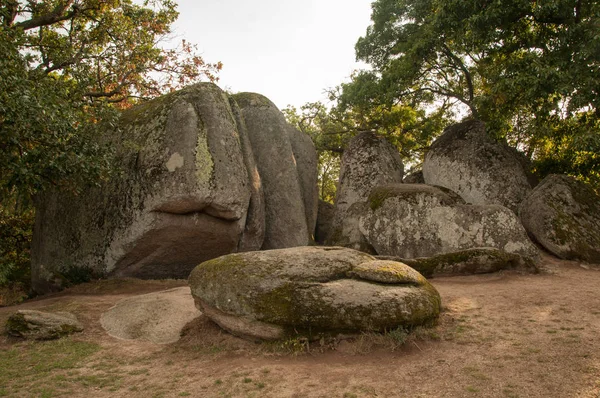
[14, 1, 76, 31]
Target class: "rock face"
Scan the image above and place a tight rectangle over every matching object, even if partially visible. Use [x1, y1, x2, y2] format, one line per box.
[100, 287, 200, 344]
[327, 132, 404, 249]
[377, 248, 535, 278]
[315, 200, 335, 244]
[360, 184, 540, 263]
[287, 127, 319, 240]
[233, 93, 312, 249]
[189, 247, 441, 341]
[423, 120, 532, 212]
[32, 84, 317, 293]
[519, 174, 600, 263]
[403, 170, 425, 184]
[6, 310, 83, 340]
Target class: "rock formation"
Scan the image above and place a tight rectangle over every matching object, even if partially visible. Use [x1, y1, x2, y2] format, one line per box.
[423, 120, 532, 212]
[31, 84, 318, 293]
[189, 246, 441, 341]
[232, 93, 312, 248]
[327, 132, 404, 249]
[519, 174, 600, 263]
[359, 184, 540, 263]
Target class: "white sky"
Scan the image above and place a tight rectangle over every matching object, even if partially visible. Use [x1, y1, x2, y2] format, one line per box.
[170, 0, 374, 110]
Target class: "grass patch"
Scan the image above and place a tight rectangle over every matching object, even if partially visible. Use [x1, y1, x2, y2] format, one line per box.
[0, 338, 125, 396]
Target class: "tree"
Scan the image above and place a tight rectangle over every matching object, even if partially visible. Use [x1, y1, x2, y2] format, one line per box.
[344, 0, 600, 187]
[0, 0, 220, 293]
[283, 97, 447, 202]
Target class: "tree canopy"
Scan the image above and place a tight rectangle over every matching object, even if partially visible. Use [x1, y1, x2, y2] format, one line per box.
[340, 0, 600, 186]
[1, 0, 221, 202]
[0, 0, 220, 290]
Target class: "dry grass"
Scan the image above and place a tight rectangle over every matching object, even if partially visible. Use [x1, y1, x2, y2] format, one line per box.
[1, 255, 600, 397]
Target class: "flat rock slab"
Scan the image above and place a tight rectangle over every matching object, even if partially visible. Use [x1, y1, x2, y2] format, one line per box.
[100, 287, 200, 344]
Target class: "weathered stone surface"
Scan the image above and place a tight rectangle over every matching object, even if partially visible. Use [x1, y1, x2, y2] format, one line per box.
[6, 310, 83, 340]
[315, 200, 335, 244]
[328, 132, 404, 248]
[32, 83, 256, 293]
[189, 246, 441, 341]
[233, 93, 310, 249]
[403, 170, 425, 184]
[423, 120, 532, 212]
[377, 247, 536, 278]
[229, 97, 265, 252]
[360, 183, 540, 262]
[519, 174, 600, 263]
[288, 127, 319, 240]
[100, 287, 200, 344]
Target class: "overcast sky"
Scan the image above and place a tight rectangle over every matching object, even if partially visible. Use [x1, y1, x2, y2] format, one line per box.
[169, 0, 374, 110]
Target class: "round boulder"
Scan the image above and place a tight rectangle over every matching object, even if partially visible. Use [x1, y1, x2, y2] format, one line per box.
[189, 247, 441, 341]
[423, 120, 532, 212]
[519, 174, 600, 263]
[328, 132, 404, 249]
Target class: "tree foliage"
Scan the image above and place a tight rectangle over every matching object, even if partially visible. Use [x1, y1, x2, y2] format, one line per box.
[0, 0, 220, 290]
[343, 0, 600, 186]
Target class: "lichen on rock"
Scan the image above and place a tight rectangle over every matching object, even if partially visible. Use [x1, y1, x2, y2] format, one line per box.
[189, 246, 441, 341]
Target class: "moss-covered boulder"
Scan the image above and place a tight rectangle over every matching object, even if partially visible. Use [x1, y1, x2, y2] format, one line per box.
[377, 247, 536, 278]
[519, 174, 600, 263]
[327, 132, 404, 249]
[359, 184, 540, 263]
[189, 246, 441, 341]
[423, 120, 532, 212]
[6, 310, 83, 340]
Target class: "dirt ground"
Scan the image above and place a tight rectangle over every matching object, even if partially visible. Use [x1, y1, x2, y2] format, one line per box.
[2, 253, 600, 398]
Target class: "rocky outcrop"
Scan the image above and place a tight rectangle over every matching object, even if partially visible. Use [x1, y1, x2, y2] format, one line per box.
[519, 174, 600, 263]
[233, 93, 311, 249]
[377, 247, 535, 278]
[6, 310, 83, 340]
[315, 200, 335, 244]
[189, 247, 441, 341]
[327, 132, 404, 249]
[360, 184, 540, 263]
[423, 120, 532, 212]
[32, 84, 317, 293]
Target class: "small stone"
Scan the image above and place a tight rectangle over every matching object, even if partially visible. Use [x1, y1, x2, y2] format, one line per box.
[6, 310, 83, 340]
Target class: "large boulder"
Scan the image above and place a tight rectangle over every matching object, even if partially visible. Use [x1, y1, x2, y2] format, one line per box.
[189, 247, 441, 341]
[327, 132, 404, 249]
[360, 184, 540, 263]
[423, 120, 532, 212]
[233, 93, 311, 249]
[6, 310, 83, 340]
[519, 174, 600, 263]
[31, 84, 317, 293]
